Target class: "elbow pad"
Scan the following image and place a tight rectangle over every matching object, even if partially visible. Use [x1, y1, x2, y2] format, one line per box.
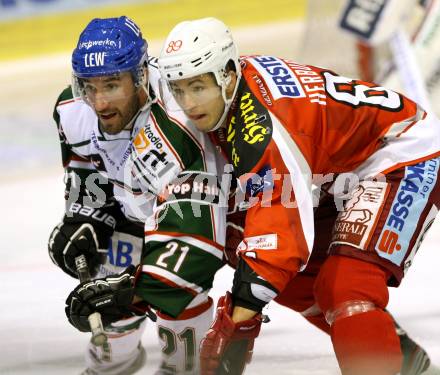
[231, 258, 279, 312]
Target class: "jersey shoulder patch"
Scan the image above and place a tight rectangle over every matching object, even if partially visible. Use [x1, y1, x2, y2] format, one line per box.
[226, 79, 272, 174]
[245, 55, 306, 100]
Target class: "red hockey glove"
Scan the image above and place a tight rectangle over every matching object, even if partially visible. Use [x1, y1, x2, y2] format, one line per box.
[200, 292, 263, 375]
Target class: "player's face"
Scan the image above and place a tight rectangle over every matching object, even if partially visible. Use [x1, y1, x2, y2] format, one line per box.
[81, 72, 145, 134]
[169, 74, 226, 132]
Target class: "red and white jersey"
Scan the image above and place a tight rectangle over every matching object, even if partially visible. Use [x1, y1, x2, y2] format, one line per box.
[213, 55, 440, 291]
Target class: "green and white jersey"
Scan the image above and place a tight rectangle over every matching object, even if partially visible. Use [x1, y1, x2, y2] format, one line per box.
[130, 97, 227, 318]
[54, 61, 226, 317]
[54, 65, 164, 224]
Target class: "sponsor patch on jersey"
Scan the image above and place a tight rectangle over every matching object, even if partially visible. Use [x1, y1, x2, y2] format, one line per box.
[331, 180, 389, 249]
[133, 130, 151, 154]
[226, 87, 272, 175]
[131, 123, 178, 195]
[245, 165, 274, 197]
[237, 234, 278, 254]
[158, 172, 221, 205]
[141, 123, 164, 150]
[237, 91, 270, 146]
[249, 56, 305, 100]
[375, 158, 440, 266]
[98, 231, 143, 277]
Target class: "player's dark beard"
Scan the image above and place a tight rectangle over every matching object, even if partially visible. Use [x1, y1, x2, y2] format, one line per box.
[99, 89, 141, 135]
[123, 92, 142, 129]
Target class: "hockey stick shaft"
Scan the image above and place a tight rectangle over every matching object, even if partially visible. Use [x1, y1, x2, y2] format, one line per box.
[389, 28, 432, 112]
[216, 340, 249, 375]
[74, 255, 108, 346]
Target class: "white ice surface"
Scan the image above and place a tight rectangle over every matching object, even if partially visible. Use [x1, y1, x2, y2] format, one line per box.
[1, 20, 439, 375]
[1, 173, 440, 375]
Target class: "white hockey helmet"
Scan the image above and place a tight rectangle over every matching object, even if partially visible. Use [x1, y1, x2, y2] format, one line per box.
[158, 17, 241, 131]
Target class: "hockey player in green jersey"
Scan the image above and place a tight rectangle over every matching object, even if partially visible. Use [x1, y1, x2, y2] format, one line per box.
[49, 16, 226, 374]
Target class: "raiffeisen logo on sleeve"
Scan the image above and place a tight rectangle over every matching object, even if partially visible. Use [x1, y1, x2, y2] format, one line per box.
[238, 234, 278, 251]
[376, 158, 440, 266]
[249, 56, 305, 100]
[237, 234, 278, 259]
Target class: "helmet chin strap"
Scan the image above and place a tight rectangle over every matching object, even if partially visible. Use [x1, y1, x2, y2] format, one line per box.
[208, 72, 241, 132]
[139, 79, 154, 111]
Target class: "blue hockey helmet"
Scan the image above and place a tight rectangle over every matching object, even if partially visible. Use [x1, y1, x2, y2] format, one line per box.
[72, 16, 147, 83]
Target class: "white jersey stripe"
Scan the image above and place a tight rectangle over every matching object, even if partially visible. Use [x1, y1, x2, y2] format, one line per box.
[145, 233, 223, 260]
[354, 111, 440, 179]
[271, 114, 314, 270]
[142, 265, 203, 293]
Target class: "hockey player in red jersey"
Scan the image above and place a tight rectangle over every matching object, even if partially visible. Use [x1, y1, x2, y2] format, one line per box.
[157, 17, 440, 375]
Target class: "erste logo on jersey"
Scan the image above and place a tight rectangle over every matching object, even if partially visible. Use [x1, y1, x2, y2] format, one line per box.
[376, 158, 440, 265]
[249, 56, 305, 100]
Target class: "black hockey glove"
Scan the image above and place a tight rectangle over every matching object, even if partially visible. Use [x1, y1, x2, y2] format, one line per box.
[65, 266, 140, 332]
[48, 222, 111, 278]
